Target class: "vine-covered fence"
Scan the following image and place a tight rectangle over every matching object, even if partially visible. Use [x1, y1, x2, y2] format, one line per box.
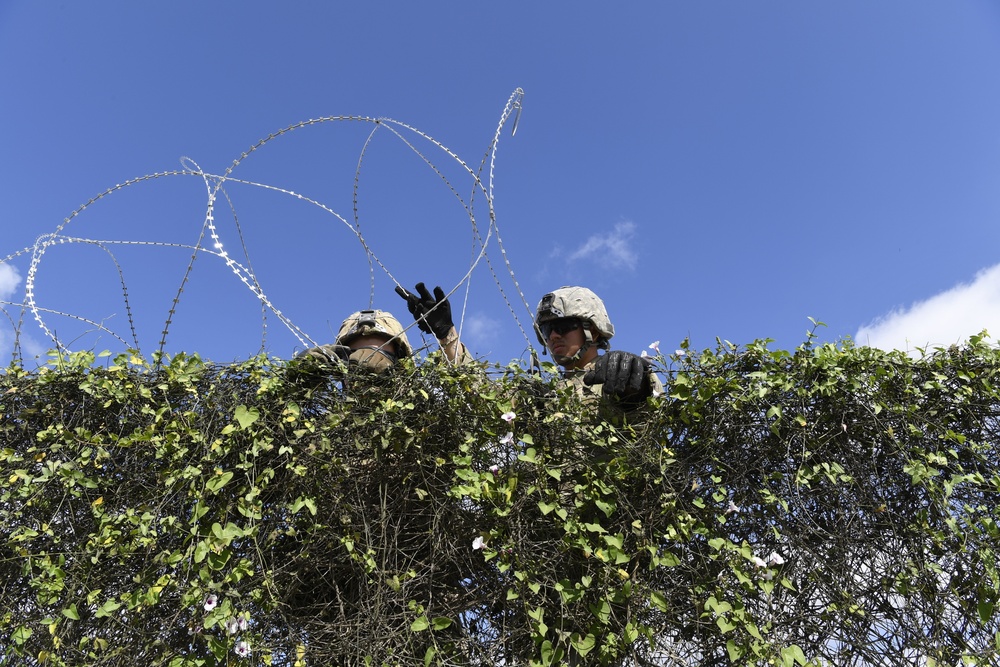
[2, 336, 999, 666]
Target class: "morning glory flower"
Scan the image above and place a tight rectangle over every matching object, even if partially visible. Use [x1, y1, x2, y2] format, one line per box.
[641, 350, 649, 358]
[725, 500, 741, 515]
[649, 341, 660, 353]
[752, 555, 767, 569]
[489, 464, 500, 474]
[472, 536, 486, 550]
[225, 618, 240, 635]
[675, 349, 686, 357]
[768, 551, 785, 566]
[235, 640, 250, 658]
[501, 411, 516, 423]
[499, 432, 514, 445]
[203, 594, 218, 612]
[238, 616, 249, 632]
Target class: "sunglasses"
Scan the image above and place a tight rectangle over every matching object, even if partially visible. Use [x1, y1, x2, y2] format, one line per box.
[539, 318, 584, 339]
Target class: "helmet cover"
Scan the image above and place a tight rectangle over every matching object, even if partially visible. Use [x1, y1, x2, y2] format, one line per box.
[335, 309, 412, 358]
[534, 286, 614, 347]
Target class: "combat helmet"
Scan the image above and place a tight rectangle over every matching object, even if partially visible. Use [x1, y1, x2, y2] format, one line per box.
[335, 309, 412, 358]
[535, 286, 615, 349]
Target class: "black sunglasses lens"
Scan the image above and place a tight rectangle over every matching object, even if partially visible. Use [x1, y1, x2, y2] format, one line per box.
[542, 319, 581, 337]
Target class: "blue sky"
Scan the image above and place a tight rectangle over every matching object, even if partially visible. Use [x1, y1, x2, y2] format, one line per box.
[3, 2, 1000, 368]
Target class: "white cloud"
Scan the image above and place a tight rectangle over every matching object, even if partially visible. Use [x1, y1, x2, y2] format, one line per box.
[0, 263, 46, 364]
[0, 263, 20, 301]
[855, 263, 1000, 351]
[461, 312, 500, 349]
[566, 221, 638, 272]
[0, 264, 22, 362]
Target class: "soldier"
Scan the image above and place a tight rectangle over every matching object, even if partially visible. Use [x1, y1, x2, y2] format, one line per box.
[534, 286, 662, 411]
[298, 309, 412, 374]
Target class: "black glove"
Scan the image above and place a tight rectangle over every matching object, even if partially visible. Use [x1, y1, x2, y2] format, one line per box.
[394, 282, 454, 339]
[583, 350, 652, 405]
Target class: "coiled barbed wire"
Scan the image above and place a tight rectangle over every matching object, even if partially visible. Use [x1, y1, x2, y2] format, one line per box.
[0, 88, 535, 366]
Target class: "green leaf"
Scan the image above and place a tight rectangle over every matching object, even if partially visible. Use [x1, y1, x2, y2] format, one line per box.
[979, 600, 995, 624]
[716, 616, 737, 633]
[431, 616, 453, 630]
[11, 625, 33, 645]
[62, 604, 80, 620]
[539, 640, 560, 666]
[624, 622, 639, 644]
[95, 598, 121, 618]
[234, 405, 259, 429]
[571, 632, 597, 656]
[518, 447, 538, 463]
[205, 471, 234, 493]
[589, 599, 611, 625]
[410, 615, 430, 632]
[781, 644, 807, 666]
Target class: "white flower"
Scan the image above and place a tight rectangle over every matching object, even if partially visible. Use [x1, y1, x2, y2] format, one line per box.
[472, 536, 487, 550]
[235, 640, 250, 658]
[675, 349, 686, 357]
[763, 569, 775, 581]
[489, 464, 500, 474]
[225, 618, 239, 635]
[641, 350, 649, 358]
[238, 616, 249, 632]
[500, 411, 516, 423]
[768, 551, 785, 566]
[752, 556, 767, 569]
[203, 594, 218, 612]
[649, 340, 660, 353]
[499, 431, 514, 445]
[725, 501, 740, 515]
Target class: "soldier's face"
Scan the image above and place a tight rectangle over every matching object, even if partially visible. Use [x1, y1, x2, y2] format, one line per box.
[546, 322, 589, 365]
[345, 334, 399, 373]
[350, 334, 397, 357]
[545, 319, 600, 369]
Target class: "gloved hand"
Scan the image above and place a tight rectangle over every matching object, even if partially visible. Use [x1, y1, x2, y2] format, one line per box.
[287, 344, 350, 386]
[299, 344, 351, 366]
[394, 282, 454, 339]
[583, 350, 653, 405]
